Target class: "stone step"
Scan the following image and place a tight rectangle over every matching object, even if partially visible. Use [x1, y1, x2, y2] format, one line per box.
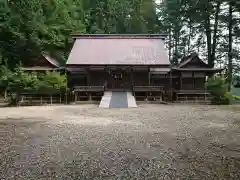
[127, 92, 137, 108]
[99, 91, 112, 108]
[99, 91, 137, 108]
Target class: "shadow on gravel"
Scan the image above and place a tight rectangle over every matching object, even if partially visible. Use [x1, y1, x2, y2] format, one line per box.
[0, 117, 49, 126]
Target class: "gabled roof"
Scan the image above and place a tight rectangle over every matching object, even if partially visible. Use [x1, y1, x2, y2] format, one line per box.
[172, 53, 224, 72]
[177, 52, 208, 68]
[67, 34, 170, 65]
[42, 53, 60, 68]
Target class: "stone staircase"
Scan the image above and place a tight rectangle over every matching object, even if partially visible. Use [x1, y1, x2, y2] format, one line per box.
[99, 91, 137, 108]
[99, 91, 112, 108]
[126, 92, 137, 108]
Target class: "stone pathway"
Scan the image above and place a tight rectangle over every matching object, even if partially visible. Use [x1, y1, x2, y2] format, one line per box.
[99, 91, 137, 108]
[109, 91, 128, 108]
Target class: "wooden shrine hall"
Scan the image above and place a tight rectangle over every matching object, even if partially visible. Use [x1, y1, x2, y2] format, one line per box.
[66, 34, 223, 105]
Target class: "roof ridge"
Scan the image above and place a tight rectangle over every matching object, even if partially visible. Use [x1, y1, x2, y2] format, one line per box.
[71, 34, 167, 40]
[178, 52, 199, 68]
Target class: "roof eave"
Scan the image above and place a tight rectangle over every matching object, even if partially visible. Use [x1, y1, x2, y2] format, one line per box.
[65, 64, 171, 66]
[171, 68, 224, 72]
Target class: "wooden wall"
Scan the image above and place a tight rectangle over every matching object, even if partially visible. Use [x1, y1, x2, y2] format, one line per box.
[180, 72, 206, 90]
[67, 73, 87, 89]
[132, 71, 148, 86]
[89, 71, 106, 86]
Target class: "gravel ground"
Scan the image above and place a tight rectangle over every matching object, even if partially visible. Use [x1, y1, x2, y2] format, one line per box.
[0, 104, 240, 180]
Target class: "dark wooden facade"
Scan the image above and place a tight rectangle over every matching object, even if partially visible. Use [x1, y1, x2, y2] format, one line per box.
[67, 65, 169, 101]
[66, 35, 223, 103]
[66, 53, 223, 103]
[171, 53, 223, 102]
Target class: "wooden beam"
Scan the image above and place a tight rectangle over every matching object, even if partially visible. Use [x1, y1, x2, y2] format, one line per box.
[131, 66, 134, 90]
[170, 71, 172, 101]
[148, 66, 151, 86]
[180, 72, 182, 89]
[192, 72, 194, 89]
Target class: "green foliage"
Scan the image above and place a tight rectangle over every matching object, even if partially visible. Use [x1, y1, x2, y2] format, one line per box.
[205, 75, 232, 105]
[0, 65, 66, 91]
[7, 67, 39, 91]
[0, 0, 159, 68]
[0, 65, 12, 89]
[205, 76, 228, 96]
[37, 71, 66, 90]
[233, 95, 240, 100]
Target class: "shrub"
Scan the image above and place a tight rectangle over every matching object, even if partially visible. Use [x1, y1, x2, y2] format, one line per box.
[205, 75, 232, 105]
[233, 95, 240, 100]
[37, 71, 66, 90]
[1, 67, 67, 104]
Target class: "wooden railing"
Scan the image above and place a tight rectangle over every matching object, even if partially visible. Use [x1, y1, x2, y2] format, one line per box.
[133, 85, 164, 92]
[73, 86, 105, 92]
[175, 89, 210, 95]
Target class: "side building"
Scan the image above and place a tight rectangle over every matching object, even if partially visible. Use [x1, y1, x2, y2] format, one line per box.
[21, 53, 63, 72]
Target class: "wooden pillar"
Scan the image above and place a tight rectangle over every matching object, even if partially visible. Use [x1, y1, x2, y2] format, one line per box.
[148, 66, 151, 86]
[75, 92, 77, 102]
[87, 70, 90, 86]
[145, 92, 148, 102]
[170, 71, 172, 101]
[89, 93, 92, 101]
[180, 72, 182, 89]
[192, 72, 195, 89]
[131, 66, 134, 91]
[104, 66, 107, 90]
[87, 68, 90, 101]
[147, 67, 150, 102]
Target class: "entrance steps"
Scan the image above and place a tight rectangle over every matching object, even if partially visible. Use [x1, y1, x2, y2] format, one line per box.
[126, 92, 137, 108]
[99, 91, 137, 108]
[99, 91, 112, 108]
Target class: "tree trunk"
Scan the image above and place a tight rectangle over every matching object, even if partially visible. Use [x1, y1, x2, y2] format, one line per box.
[205, 13, 212, 67]
[168, 27, 172, 62]
[187, 20, 192, 54]
[211, 2, 221, 68]
[103, 0, 109, 33]
[228, 1, 233, 91]
[174, 26, 180, 64]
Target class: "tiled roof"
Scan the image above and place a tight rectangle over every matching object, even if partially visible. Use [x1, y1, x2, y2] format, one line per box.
[178, 52, 199, 68]
[42, 54, 60, 67]
[67, 35, 170, 65]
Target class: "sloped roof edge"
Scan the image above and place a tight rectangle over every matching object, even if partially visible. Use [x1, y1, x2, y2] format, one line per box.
[42, 53, 60, 67]
[178, 52, 200, 68]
